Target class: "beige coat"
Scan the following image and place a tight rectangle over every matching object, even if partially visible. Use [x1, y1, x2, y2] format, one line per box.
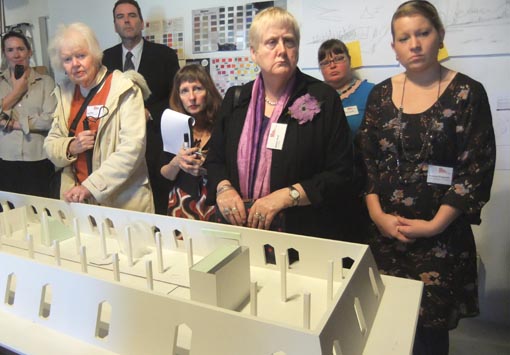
[44, 67, 154, 213]
[0, 68, 56, 161]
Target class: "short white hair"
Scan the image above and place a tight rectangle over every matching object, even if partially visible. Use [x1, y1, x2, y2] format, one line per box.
[48, 22, 103, 71]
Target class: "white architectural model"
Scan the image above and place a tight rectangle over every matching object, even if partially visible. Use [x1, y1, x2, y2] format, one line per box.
[0, 192, 422, 355]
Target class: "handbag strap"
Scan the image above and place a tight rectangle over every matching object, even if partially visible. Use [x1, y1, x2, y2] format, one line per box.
[68, 71, 111, 138]
[68, 71, 111, 176]
[233, 85, 242, 109]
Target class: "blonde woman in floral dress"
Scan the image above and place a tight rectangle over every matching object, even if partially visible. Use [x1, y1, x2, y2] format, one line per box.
[205, 7, 364, 240]
[358, 1, 496, 354]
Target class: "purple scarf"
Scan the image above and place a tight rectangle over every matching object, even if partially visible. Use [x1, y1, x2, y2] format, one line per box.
[237, 74, 295, 199]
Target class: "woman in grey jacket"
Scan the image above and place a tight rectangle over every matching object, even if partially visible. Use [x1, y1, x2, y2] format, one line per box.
[45, 22, 153, 213]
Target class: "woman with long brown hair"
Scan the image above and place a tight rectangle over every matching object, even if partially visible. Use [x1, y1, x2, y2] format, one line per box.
[160, 64, 222, 220]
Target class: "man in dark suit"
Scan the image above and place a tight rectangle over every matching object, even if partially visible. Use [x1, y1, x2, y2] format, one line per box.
[103, 0, 180, 215]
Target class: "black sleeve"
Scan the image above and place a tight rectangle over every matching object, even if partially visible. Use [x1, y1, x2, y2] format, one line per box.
[204, 86, 238, 205]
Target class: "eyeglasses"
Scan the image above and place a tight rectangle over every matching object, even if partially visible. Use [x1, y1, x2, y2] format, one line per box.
[319, 55, 347, 67]
[179, 86, 205, 97]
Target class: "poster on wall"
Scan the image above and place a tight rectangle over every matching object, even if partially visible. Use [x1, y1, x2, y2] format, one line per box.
[185, 58, 211, 74]
[210, 56, 259, 96]
[191, 1, 275, 54]
[144, 17, 185, 59]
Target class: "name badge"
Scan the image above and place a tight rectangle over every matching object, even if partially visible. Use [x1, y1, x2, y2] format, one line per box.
[427, 165, 453, 185]
[86, 105, 104, 118]
[266, 123, 287, 150]
[344, 105, 359, 117]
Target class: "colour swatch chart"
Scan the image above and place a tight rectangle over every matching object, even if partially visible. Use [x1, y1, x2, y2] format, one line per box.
[192, 4, 258, 54]
[144, 17, 185, 59]
[211, 56, 259, 96]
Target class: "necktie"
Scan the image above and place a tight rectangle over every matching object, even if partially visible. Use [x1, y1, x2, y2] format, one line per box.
[124, 51, 135, 71]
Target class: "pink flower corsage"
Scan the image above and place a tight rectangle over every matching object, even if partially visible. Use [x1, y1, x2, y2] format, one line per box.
[288, 94, 321, 125]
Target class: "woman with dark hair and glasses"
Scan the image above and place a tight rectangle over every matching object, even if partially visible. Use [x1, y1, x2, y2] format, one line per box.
[44, 22, 153, 212]
[318, 39, 374, 135]
[0, 31, 56, 197]
[358, 1, 496, 353]
[160, 64, 222, 220]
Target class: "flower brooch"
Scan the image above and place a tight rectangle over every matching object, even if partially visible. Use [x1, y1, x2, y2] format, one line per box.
[288, 93, 321, 125]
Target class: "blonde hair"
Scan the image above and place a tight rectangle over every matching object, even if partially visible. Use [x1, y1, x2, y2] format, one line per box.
[48, 22, 103, 71]
[391, 1, 444, 39]
[249, 7, 300, 50]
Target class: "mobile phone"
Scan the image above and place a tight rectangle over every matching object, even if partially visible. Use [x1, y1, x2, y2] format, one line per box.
[14, 64, 24, 79]
[183, 133, 190, 149]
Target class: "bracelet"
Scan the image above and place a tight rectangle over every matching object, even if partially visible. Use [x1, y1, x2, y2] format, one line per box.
[2, 115, 12, 132]
[66, 138, 76, 159]
[216, 184, 233, 196]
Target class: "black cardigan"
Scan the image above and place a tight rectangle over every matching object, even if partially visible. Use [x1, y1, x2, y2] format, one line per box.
[206, 69, 367, 241]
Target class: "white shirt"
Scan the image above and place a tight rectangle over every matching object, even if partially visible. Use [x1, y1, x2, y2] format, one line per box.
[122, 40, 144, 71]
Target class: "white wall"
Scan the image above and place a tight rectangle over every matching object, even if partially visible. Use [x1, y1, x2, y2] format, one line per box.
[5, 0, 509, 326]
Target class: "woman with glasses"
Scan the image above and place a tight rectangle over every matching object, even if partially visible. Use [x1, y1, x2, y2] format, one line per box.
[318, 39, 374, 135]
[205, 7, 362, 241]
[160, 64, 222, 220]
[44, 22, 154, 212]
[358, 1, 495, 353]
[0, 31, 56, 197]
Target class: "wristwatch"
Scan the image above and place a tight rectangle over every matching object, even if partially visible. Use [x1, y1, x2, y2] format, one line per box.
[288, 185, 300, 207]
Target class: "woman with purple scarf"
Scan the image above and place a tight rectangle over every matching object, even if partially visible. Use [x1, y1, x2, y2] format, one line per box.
[205, 7, 364, 240]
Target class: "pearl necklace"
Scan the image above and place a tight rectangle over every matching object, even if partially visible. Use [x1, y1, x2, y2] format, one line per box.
[264, 96, 277, 106]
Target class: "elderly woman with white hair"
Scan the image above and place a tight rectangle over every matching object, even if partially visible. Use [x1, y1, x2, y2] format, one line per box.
[44, 22, 154, 212]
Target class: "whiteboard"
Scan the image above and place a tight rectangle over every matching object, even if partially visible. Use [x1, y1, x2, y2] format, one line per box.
[298, 0, 510, 68]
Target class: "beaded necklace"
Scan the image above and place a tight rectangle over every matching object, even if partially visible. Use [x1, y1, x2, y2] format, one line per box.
[338, 78, 358, 96]
[395, 67, 442, 184]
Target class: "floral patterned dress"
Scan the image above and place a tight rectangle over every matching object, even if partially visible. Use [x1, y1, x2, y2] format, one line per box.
[358, 72, 496, 330]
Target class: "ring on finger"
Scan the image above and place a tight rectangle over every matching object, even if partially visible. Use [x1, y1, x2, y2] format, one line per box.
[231, 207, 238, 213]
[223, 207, 231, 215]
[254, 212, 261, 218]
[259, 215, 266, 221]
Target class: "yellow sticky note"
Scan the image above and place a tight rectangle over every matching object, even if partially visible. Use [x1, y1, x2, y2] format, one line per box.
[438, 44, 449, 62]
[346, 40, 363, 69]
